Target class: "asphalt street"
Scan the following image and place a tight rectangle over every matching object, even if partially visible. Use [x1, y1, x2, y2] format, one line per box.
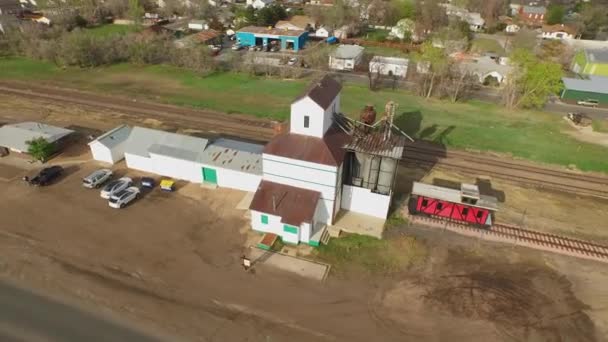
[0, 280, 166, 342]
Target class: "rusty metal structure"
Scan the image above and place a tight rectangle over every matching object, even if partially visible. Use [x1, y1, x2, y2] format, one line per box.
[334, 102, 413, 196]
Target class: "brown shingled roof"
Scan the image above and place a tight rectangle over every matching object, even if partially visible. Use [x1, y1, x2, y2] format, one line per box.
[263, 124, 351, 166]
[249, 180, 320, 226]
[295, 75, 342, 110]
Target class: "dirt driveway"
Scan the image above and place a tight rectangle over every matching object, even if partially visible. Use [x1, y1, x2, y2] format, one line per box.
[0, 157, 607, 341]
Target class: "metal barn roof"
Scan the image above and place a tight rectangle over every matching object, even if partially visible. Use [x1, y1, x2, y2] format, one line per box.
[237, 26, 306, 37]
[332, 44, 364, 59]
[0, 122, 74, 152]
[343, 132, 406, 159]
[411, 182, 498, 211]
[562, 75, 608, 94]
[249, 180, 320, 226]
[199, 138, 263, 175]
[124, 127, 208, 162]
[586, 48, 608, 63]
[370, 56, 409, 66]
[89, 125, 132, 149]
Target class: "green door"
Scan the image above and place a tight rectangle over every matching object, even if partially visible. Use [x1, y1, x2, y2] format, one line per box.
[202, 167, 217, 184]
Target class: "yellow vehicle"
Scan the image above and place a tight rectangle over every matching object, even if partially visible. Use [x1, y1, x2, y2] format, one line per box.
[160, 179, 175, 192]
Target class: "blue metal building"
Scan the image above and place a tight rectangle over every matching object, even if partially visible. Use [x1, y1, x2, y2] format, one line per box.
[236, 26, 308, 51]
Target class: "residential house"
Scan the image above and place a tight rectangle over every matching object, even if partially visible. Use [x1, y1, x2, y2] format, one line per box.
[314, 26, 331, 38]
[389, 18, 416, 41]
[518, 5, 546, 27]
[89, 126, 264, 192]
[188, 19, 208, 31]
[459, 56, 512, 85]
[509, 3, 522, 16]
[274, 15, 314, 31]
[561, 75, 608, 106]
[0, 122, 74, 155]
[196, 29, 222, 45]
[442, 3, 485, 31]
[309, 0, 334, 6]
[542, 24, 576, 40]
[505, 23, 520, 33]
[249, 75, 405, 245]
[572, 48, 608, 76]
[369, 56, 409, 78]
[247, 0, 274, 9]
[329, 44, 364, 71]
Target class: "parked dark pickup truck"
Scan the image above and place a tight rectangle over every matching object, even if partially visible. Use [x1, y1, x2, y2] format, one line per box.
[23, 166, 64, 186]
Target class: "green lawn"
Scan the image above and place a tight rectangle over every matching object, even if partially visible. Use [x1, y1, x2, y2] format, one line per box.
[364, 29, 390, 42]
[83, 24, 137, 37]
[314, 234, 426, 275]
[1, 57, 608, 172]
[470, 37, 506, 55]
[592, 119, 608, 133]
[363, 45, 409, 58]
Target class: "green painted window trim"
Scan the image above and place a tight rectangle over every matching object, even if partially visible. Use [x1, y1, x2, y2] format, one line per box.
[283, 224, 298, 234]
[261, 214, 268, 224]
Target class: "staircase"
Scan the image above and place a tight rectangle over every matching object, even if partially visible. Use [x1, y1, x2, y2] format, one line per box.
[320, 228, 331, 245]
[309, 224, 331, 247]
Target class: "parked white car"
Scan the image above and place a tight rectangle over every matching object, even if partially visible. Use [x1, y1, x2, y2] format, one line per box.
[108, 186, 140, 209]
[288, 57, 298, 66]
[82, 169, 113, 188]
[100, 177, 133, 199]
[231, 43, 242, 50]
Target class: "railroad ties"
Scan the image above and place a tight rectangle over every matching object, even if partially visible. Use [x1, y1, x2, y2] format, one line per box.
[408, 215, 608, 263]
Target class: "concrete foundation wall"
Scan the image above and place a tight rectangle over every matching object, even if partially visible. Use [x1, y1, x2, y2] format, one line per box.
[341, 184, 391, 219]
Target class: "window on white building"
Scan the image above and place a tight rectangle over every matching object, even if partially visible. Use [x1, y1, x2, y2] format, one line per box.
[304, 115, 310, 128]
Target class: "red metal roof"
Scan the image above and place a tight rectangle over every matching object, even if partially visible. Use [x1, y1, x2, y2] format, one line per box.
[263, 124, 351, 166]
[249, 180, 320, 226]
[294, 75, 342, 110]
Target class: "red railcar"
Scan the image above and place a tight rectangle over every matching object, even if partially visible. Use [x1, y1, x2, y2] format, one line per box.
[409, 182, 498, 227]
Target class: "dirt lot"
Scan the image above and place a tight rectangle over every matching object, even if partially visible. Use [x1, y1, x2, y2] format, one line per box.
[0, 149, 607, 341]
[397, 166, 608, 244]
[2, 94, 608, 341]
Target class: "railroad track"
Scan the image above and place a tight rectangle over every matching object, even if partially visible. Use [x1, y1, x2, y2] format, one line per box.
[401, 145, 608, 199]
[2, 81, 608, 199]
[0, 82, 276, 143]
[409, 215, 608, 263]
[404, 143, 608, 185]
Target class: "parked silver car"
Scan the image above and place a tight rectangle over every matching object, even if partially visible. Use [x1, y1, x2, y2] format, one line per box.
[82, 169, 113, 188]
[108, 186, 140, 209]
[100, 177, 133, 199]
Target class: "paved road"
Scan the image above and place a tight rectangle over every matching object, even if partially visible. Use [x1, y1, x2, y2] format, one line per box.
[0, 280, 165, 342]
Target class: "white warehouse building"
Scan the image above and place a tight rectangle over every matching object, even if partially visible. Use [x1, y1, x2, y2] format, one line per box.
[89, 126, 263, 192]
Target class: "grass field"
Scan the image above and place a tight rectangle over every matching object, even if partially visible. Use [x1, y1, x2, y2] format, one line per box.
[363, 45, 409, 58]
[592, 119, 608, 133]
[470, 37, 506, 55]
[314, 234, 426, 275]
[1, 57, 608, 172]
[83, 24, 137, 37]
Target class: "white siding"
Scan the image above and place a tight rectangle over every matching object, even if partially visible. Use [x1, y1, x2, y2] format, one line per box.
[213, 166, 261, 192]
[263, 157, 337, 187]
[90, 142, 114, 164]
[322, 95, 339, 135]
[89, 141, 127, 164]
[290, 97, 325, 138]
[250, 210, 310, 245]
[125, 153, 202, 183]
[341, 185, 391, 218]
[263, 153, 336, 172]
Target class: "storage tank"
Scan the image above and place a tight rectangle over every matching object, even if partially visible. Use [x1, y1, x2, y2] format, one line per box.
[376, 157, 397, 195]
[360, 105, 377, 126]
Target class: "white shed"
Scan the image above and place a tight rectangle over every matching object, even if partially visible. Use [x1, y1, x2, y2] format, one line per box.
[188, 20, 209, 31]
[88, 125, 132, 164]
[369, 56, 409, 78]
[329, 44, 364, 71]
[315, 26, 331, 38]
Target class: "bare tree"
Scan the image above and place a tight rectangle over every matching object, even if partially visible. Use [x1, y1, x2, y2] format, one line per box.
[414, 0, 448, 39]
[442, 65, 476, 103]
